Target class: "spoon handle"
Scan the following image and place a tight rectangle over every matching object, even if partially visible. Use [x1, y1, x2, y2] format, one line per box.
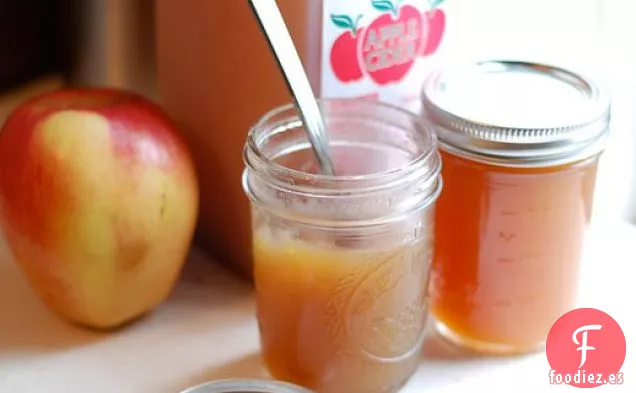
[247, 0, 336, 175]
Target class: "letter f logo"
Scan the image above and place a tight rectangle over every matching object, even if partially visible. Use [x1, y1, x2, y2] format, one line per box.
[572, 324, 603, 368]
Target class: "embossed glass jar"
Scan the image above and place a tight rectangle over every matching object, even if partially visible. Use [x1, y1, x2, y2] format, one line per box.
[242, 99, 442, 393]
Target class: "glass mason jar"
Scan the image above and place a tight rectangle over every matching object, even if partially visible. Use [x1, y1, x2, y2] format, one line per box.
[421, 60, 611, 355]
[242, 99, 442, 393]
[180, 379, 314, 393]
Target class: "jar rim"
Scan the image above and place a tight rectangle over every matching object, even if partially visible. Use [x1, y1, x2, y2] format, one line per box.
[421, 59, 611, 167]
[244, 98, 441, 195]
[179, 378, 314, 393]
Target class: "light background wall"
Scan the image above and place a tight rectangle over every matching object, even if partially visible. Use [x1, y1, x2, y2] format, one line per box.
[451, 0, 636, 224]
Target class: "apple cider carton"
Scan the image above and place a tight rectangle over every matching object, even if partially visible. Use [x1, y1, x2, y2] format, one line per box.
[320, 0, 456, 113]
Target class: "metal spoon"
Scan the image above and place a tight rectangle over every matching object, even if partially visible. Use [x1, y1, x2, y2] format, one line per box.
[247, 0, 336, 176]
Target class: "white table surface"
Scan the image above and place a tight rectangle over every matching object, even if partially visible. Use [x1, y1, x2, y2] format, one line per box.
[1, 220, 634, 393]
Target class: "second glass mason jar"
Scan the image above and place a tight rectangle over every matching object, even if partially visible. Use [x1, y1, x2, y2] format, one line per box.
[242, 99, 442, 393]
[421, 60, 611, 355]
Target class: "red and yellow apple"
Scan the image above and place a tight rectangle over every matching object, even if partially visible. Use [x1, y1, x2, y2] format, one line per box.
[0, 88, 199, 329]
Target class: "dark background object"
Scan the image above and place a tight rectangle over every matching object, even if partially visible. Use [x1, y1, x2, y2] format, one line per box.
[0, 0, 62, 93]
[56, 0, 157, 99]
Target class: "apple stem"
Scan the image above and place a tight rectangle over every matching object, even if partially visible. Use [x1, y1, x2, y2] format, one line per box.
[352, 14, 363, 36]
[392, 0, 401, 17]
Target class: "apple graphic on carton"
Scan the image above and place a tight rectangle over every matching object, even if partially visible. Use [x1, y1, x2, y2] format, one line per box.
[0, 88, 199, 329]
[329, 13, 365, 83]
[360, 0, 425, 85]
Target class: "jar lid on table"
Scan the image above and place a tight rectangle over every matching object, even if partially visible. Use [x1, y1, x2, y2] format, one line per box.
[179, 379, 314, 393]
[421, 60, 611, 167]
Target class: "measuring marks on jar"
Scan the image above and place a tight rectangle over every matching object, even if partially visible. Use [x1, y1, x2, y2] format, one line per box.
[477, 177, 585, 308]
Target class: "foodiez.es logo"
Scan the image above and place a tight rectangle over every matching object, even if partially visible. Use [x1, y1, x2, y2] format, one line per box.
[329, 0, 446, 85]
[546, 308, 627, 388]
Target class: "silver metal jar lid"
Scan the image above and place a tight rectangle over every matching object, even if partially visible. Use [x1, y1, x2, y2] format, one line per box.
[421, 60, 611, 167]
[179, 379, 315, 393]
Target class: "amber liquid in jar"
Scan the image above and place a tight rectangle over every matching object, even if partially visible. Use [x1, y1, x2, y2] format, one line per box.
[254, 225, 432, 393]
[431, 151, 599, 354]
[243, 100, 442, 393]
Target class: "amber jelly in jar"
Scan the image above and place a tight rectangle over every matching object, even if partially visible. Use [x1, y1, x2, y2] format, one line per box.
[421, 60, 611, 355]
[242, 99, 442, 393]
